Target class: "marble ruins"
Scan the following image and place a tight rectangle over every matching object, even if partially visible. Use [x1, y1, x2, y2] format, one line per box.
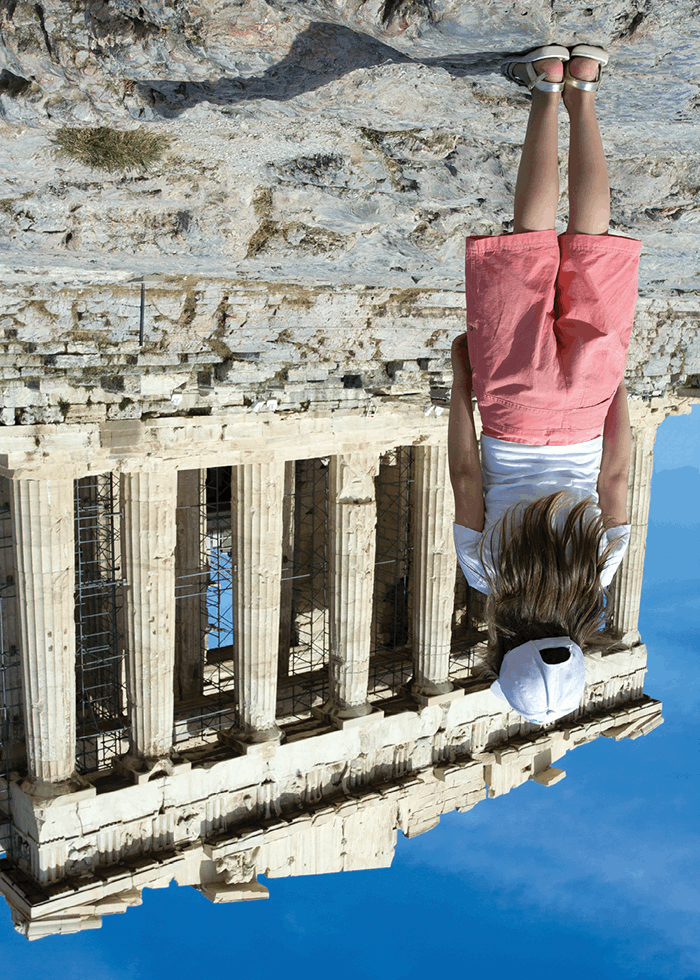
[1, 0, 699, 942]
[0, 390, 694, 938]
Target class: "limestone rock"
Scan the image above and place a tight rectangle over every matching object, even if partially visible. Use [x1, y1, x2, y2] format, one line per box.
[0, 0, 699, 420]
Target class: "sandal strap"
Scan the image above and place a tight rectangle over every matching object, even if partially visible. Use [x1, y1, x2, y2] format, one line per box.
[565, 63, 602, 91]
[525, 62, 564, 92]
[502, 59, 565, 93]
[502, 61, 564, 92]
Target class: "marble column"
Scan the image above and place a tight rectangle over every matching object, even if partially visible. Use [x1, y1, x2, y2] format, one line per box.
[10, 473, 76, 786]
[120, 466, 178, 762]
[323, 451, 380, 723]
[230, 459, 285, 743]
[1, 477, 18, 654]
[175, 469, 206, 700]
[0, 476, 25, 773]
[277, 461, 296, 679]
[410, 443, 457, 698]
[607, 424, 657, 644]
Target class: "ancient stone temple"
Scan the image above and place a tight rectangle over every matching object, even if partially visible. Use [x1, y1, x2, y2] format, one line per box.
[1, 390, 692, 940]
[1, 0, 700, 943]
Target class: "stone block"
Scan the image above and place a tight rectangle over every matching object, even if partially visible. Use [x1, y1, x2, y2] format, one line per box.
[530, 767, 566, 787]
[0, 384, 45, 409]
[311, 706, 385, 731]
[400, 811, 441, 839]
[140, 374, 186, 397]
[64, 403, 107, 423]
[410, 687, 465, 709]
[2, 355, 43, 368]
[136, 354, 184, 367]
[226, 736, 281, 758]
[15, 912, 103, 940]
[629, 716, 664, 738]
[51, 354, 104, 368]
[106, 401, 142, 420]
[286, 365, 333, 382]
[93, 889, 143, 914]
[200, 880, 269, 903]
[181, 351, 220, 364]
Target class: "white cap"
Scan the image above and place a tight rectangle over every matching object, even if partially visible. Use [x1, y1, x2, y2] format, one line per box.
[490, 636, 586, 724]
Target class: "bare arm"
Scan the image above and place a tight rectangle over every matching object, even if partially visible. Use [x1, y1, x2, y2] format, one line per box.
[448, 334, 484, 531]
[597, 381, 631, 524]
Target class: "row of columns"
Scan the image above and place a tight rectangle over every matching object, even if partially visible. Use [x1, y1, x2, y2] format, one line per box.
[6, 447, 459, 784]
[5, 426, 652, 787]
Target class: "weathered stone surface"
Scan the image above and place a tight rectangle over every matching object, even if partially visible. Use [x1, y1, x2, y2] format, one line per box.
[120, 465, 178, 761]
[0, 0, 699, 425]
[4, 637, 658, 882]
[10, 475, 77, 785]
[230, 459, 285, 742]
[608, 424, 656, 637]
[0, 679, 663, 936]
[325, 451, 380, 719]
[410, 442, 455, 697]
[0, 394, 668, 926]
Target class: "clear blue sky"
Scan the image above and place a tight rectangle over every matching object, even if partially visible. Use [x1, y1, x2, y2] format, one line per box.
[1, 405, 699, 980]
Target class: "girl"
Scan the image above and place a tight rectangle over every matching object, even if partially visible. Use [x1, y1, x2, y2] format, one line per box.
[448, 44, 642, 726]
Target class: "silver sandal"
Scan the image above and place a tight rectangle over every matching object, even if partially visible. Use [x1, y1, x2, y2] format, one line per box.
[564, 44, 609, 92]
[501, 44, 570, 94]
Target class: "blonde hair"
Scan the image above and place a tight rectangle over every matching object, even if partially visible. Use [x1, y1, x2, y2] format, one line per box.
[477, 490, 622, 677]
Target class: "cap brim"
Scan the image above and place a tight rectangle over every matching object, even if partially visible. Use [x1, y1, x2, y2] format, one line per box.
[490, 678, 509, 703]
[491, 680, 564, 724]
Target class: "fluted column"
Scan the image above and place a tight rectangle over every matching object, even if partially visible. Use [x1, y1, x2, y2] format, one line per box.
[120, 466, 177, 762]
[607, 424, 657, 643]
[0, 478, 17, 653]
[175, 470, 206, 699]
[0, 476, 24, 772]
[410, 443, 458, 698]
[323, 451, 380, 723]
[278, 461, 296, 679]
[10, 473, 76, 786]
[231, 459, 285, 743]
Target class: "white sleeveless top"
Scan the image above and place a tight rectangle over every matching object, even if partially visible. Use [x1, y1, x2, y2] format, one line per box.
[453, 435, 631, 595]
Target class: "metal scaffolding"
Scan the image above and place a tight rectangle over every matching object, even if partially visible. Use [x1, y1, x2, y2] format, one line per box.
[449, 567, 486, 680]
[0, 449, 619, 807]
[276, 457, 330, 723]
[173, 467, 237, 747]
[171, 453, 487, 741]
[73, 475, 129, 774]
[367, 446, 414, 701]
[275, 448, 483, 722]
[366, 447, 483, 699]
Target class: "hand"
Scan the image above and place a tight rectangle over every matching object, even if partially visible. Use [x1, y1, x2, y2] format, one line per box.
[451, 332, 472, 379]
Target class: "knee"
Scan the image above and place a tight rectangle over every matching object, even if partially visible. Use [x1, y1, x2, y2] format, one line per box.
[565, 225, 609, 236]
[513, 223, 557, 234]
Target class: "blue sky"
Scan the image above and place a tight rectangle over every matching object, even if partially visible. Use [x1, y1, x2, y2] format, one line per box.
[1, 404, 698, 980]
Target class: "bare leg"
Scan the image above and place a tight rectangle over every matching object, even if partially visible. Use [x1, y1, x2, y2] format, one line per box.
[512, 59, 562, 234]
[563, 58, 610, 234]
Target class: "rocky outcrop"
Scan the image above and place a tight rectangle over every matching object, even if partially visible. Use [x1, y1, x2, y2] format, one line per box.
[0, 0, 699, 423]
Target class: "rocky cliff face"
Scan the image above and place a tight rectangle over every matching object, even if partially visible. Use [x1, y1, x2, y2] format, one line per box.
[0, 0, 699, 424]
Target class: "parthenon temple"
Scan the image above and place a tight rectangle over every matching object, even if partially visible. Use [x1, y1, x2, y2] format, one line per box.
[2, 0, 700, 947]
[1, 389, 693, 939]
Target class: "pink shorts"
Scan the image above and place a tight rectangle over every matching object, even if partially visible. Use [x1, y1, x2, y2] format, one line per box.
[464, 230, 643, 446]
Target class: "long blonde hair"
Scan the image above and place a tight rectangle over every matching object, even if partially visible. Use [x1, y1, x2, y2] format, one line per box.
[477, 490, 622, 676]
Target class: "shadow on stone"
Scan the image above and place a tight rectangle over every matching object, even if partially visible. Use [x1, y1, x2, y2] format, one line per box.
[133, 21, 505, 118]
